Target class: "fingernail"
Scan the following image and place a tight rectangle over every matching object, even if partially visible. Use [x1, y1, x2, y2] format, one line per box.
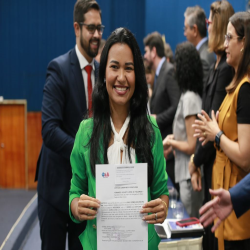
[140, 209, 144, 213]
[142, 217, 145, 220]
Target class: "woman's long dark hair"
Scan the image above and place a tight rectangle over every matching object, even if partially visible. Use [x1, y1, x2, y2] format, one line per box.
[175, 42, 203, 97]
[89, 27, 155, 186]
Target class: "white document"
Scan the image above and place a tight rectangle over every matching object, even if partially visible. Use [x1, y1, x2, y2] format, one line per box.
[96, 163, 148, 250]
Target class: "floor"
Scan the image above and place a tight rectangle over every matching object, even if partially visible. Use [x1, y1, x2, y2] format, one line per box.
[0, 189, 36, 245]
[20, 217, 68, 250]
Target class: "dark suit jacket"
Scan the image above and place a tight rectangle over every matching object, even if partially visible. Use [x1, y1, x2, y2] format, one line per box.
[198, 40, 215, 85]
[230, 173, 250, 218]
[150, 60, 180, 140]
[35, 48, 99, 214]
[193, 53, 233, 201]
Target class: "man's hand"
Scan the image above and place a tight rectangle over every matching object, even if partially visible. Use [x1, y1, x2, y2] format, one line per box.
[199, 189, 233, 232]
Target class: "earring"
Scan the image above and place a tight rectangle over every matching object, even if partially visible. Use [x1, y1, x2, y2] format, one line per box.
[241, 48, 244, 54]
[104, 78, 106, 83]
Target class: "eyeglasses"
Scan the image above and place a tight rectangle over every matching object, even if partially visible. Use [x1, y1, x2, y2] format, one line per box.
[205, 19, 212, 29]
[79, 23, 105, 35]
[224, 34, 241, 44]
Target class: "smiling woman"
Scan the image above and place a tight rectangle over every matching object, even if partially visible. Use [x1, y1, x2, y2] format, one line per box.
[193, 12, 250, 250]
[105, 43, 135, 110]
[69, 27, 169, 250]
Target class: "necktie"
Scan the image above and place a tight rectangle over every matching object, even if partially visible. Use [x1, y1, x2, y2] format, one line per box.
[85, 65, 93, 117]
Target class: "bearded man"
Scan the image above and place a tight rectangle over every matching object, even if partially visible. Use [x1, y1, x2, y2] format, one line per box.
[35, 1, 104, 249]
[144, 32, 180, 192]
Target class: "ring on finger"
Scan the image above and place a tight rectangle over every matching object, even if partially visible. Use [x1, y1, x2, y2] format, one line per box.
[203, 132, 206, 137]
[155, 213, 158, 221]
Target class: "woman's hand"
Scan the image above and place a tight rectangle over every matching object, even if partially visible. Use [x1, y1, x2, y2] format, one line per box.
[163, 134, 174, 159]
[71, 194, 100, 221]
[140, 198, 167, 224]
[191, 169, 202, 191]
[192, 110, 220, 146]
[188, 159, 197, 176]
[163, 134, 174, 149]
[164, 146, 172, 159]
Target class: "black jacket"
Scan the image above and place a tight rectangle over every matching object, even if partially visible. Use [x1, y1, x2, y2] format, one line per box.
[35, 48, 99, 214]
[150, 60, 180, 140]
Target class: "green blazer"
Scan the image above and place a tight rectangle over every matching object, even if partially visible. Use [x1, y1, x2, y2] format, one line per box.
[69, 117, 169, 250]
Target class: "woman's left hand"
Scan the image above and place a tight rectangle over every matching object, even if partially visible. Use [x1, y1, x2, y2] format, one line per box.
[163, 134, 174, 149]
[164, 146, 172, 159]
[140, 198, 166, 224]
[192, 110, 220, 146]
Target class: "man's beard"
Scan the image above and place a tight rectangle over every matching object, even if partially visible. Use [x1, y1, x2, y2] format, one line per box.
[80, 35, 100, 58]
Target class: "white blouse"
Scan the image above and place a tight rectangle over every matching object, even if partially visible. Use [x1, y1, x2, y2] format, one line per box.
[107, 116, 135, 164]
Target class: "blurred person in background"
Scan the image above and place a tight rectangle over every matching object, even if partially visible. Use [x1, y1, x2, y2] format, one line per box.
[193, 11, 250, 250]
[143, 32, 180, 192]
[163, 42, 203, 218]
[188, 2, 235, 249]
[184, 5, 215, 85]
[164, 42, 174, 64]
[144, 59, 155, 101]
[95, 38, 106, 63]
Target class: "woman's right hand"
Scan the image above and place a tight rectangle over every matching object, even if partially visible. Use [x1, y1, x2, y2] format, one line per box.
[72, 194, 100, 221]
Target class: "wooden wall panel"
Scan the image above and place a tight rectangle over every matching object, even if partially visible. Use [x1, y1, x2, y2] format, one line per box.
[0, 102, 27, 188]
[27, 112, 42, 189]
[0, 103, 43, 189]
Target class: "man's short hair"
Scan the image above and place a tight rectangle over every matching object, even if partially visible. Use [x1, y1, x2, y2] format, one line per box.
[184, 6, 207, 38]
[143, 32, 165, 58]
[74, 0, 101, 23]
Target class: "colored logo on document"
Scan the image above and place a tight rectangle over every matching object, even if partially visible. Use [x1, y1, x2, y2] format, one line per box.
[102, 172, 109, 178]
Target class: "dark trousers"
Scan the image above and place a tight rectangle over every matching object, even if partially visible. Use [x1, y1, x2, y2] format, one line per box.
[38, 195, 86, 250]
[166, 158, 179, 194]
[203, 224, 217, 250]
[215, 237, 250, 250]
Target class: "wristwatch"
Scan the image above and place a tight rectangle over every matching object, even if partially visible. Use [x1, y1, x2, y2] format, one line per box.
[215, 131, 224, 150]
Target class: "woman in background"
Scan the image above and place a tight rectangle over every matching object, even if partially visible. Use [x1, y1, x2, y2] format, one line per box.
[193, 12, 250, 250]
[188, 2, 234, 249]
[163, 42, 203, 218]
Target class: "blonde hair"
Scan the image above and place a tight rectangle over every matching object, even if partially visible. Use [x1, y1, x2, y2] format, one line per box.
[208, 0, 234, 55]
